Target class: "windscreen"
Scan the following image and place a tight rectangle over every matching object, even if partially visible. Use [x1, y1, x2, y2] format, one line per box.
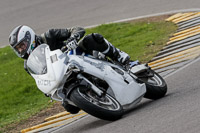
[27, 44, 48, 75]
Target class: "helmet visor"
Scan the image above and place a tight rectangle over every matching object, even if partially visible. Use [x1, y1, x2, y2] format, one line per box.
[13, 31, 31, 57]
[14, 40, 29, 56]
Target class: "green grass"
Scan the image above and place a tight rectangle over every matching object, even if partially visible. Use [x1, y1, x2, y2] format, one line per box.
[0, 47, 51, 129]
[87, 21, 176, 62]
[0, 20, 177, 131]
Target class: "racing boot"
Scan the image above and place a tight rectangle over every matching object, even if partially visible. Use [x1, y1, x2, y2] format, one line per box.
[102, 39, 130, 65]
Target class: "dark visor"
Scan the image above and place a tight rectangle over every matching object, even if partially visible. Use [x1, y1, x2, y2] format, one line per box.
[14, 31, 31, 57]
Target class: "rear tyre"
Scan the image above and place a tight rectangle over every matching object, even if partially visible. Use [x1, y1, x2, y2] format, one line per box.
[70, 85, 123, 121]
[139, 71, 167, 100]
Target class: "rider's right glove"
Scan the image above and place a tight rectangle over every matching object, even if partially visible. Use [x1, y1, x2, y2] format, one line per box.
[65, 36, 78, 51]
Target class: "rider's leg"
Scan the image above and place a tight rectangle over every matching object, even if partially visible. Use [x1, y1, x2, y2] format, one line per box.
[79, 33, 130, 64]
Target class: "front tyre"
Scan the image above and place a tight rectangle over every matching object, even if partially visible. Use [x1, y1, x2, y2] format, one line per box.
[70, 85, 123, 121]
[139, 70, 167, 100]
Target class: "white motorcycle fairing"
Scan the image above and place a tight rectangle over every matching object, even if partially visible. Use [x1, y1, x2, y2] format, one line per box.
[27, 44, 68, 99]
[27, 44, 146, 110]
[81, 56, 146, 106]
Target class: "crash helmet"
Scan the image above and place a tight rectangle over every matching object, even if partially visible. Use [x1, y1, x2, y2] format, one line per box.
[9, 25, 36, 59]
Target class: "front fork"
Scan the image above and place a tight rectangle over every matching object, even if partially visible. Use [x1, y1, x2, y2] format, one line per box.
[77, 74, 104, 97]
[64, 73, 104, 100]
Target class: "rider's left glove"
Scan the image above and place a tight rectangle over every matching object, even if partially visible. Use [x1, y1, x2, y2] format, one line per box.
[66, 37, 78, 51]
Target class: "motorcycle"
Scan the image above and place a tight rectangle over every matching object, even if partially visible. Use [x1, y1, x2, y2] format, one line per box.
[26, 44, 167, 121]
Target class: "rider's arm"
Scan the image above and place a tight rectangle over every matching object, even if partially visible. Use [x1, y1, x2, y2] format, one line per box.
[41, 27, 85, 43]
[68, 27, 86, 41]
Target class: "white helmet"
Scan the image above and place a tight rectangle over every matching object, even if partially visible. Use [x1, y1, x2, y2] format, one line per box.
[9, 25, 36, 59]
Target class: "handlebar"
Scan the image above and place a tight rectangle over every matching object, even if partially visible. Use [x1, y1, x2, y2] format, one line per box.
[61, 46, 71, 53]
[61, 46, 68, 52]
[61, 40, 80, 53]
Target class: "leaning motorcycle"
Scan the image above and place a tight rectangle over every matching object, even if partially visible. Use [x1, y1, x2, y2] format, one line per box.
[26, 44, 167, 121]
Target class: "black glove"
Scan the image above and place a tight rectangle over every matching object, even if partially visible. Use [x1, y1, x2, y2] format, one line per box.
[65, 36, 78, 51]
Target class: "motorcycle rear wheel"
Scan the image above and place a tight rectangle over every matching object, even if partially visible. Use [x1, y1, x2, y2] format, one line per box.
[138, 70, 167, 100]
[70, 85, 123, 121]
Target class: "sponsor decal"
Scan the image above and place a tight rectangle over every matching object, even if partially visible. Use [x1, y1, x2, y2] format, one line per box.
[37, 79, 51, 86]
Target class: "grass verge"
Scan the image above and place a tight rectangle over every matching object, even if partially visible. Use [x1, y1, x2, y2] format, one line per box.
[0, 47, 52, 129]
[0, 18, 177, 132]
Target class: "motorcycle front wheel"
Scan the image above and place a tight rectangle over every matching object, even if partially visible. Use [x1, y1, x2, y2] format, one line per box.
[138, 70, 167, 100]
[70, 85, 123, 121]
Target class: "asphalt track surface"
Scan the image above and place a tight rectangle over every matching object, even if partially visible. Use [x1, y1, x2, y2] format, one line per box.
[1, 0, 200, 47]
[1, 0, 200, 133]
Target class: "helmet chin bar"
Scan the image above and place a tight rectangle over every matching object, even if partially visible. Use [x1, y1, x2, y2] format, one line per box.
[22, 53, 29, 59]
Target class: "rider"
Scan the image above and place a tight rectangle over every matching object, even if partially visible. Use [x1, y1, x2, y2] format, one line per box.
[8, 25, 130, 113]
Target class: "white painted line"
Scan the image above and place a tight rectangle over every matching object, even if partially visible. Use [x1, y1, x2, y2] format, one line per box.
[85, 8, 200, 29]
